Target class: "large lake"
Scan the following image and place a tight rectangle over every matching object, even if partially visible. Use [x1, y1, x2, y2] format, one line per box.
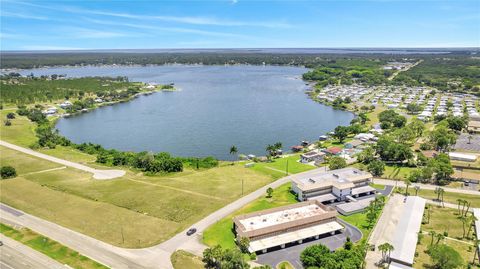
[22, 65, 354, 160]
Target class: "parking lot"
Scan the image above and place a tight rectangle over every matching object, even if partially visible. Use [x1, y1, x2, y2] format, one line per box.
[256, 219, 362, 268]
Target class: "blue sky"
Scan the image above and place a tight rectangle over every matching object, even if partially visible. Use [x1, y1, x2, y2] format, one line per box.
[1, 0, 479, 50]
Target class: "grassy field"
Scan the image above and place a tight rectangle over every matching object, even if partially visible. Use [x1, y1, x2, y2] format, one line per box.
[0, 110, 37, 147]
[414, 207, 475, 268]
[0, 146, 62, 175]
[399, 187, 480, 208]
[354, 163, 415, 181]
[203, 183, 297, 249]
[276, 261, 295, 269]
[0, 111, 96, 163]
[171, 250, 204, 269]
[249, 154, 315, 179]
[0, 148, 274, 247]
[0, 223, 108, 269]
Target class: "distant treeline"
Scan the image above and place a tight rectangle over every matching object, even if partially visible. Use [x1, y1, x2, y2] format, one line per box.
[0, 51, 444, 69]
[0, 75, 136, 104]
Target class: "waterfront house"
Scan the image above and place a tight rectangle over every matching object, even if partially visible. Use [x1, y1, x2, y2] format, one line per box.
[300, 150, 326, 163]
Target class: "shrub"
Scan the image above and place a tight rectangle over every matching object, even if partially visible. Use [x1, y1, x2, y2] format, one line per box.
[6, 112, 15, 119]
[1, 166, 17, 179]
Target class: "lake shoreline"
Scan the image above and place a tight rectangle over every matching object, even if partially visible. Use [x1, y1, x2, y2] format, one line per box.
[22, 65, 354, 160]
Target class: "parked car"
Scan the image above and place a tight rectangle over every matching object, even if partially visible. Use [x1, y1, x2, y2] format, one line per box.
[186, 228, 197, 236]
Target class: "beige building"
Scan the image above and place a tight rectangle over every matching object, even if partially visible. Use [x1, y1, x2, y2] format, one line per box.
[468, 120, 480, 133]
[291, 167, 375, 202]
[233, 200, 343, 253]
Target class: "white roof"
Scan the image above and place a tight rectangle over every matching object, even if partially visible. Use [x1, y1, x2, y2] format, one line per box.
[449, 152, 478, 161]
[351, 185, 376, 195]
[390, 196, 426, 266]
[248, 221, 343, 252]
[473, 208, 480, 249]
[308, 193, 338, 202]
[239, 204, 326, 232]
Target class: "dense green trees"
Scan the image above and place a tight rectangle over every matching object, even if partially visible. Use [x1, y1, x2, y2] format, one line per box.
[300, 242, 365, 269]
[429, 122, 457, 151]
[375, 136, 413, 163]
[0, 166, 17, 179]
[367, 160, 385, 176]
[333, 126, 349, 143]
[378, 110, 406, 129]
[428, 244, 463, 269]
[2, 76, 133, 104]
[329, 156, 347, 170]
[202, 245, 250, 269]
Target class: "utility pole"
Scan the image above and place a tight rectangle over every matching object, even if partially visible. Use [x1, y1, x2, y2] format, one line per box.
[242, 178, 244, 196]
[286, 159, 289, 176]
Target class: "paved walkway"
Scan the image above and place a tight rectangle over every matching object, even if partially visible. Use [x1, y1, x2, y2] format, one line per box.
[0, 140, 125, 180]
[0, 234, 66, 269]
[374, 178, 480, 196]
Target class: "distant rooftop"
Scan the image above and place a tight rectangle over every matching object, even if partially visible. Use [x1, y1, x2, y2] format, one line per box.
[292, 167, 372, 191]
[239, 203, 326, 232]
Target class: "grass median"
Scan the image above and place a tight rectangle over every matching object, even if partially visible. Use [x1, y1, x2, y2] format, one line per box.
[0, 223, 108, 269]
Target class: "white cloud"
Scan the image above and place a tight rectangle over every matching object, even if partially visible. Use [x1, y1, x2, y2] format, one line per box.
[83, 18, 251, 39]
[62, 27, 132, 39]
[1, 11, 48, 20]
[21, 45, 86, 50]
[6, 1, 292, 29]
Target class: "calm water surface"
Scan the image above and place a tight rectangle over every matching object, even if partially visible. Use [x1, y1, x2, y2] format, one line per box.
[23, 65, 354, 159]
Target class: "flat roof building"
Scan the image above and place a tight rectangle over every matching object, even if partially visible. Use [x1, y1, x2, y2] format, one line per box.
[233, 200, 343, 253]
[291, 167, 375, 202]
[390, 196, 426, 267]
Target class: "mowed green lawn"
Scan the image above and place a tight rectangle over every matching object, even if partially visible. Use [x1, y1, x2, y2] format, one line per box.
[203, 183, 297, 249]
[0, 112, 96, 163]
[400, 187, 480, 208]
[171, 250, 204, 269]
[414, 207, 475, 268]
[0, 149, 274, 247]
[249, 154, 315, 179]
[0, 223, 108, 269]
[0, 146, 62, 174]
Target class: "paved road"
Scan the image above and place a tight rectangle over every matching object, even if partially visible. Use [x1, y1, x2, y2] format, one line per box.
[0, 140, 125, 180]
[374, 178, 480, 196]
[0, 167, 327, 269]
[257, 219, 362, 268]
[0, 234, 65, 269]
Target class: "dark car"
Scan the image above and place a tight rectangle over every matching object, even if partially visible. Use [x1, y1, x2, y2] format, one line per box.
[186, 228, 197, 236]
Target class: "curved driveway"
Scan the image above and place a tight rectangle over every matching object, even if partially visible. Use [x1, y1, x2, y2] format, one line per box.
[0, 140, 125, 180]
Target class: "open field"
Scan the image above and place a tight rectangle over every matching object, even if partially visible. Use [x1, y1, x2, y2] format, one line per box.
[0, 146, 62, 174]
[400, 187, 480, 208]
[203, 182, 297, 249]
[0, 111, 97, 163]
[249, 154, 315, 179]
[414, 207, 475, 268]
[171, 250, 204, 269]
[0, 148, 274, 247]
[0, 223, 108, 269]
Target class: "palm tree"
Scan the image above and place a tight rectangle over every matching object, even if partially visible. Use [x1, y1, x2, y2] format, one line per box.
[473, 239, 480, 265]
[465, 201, 472, 217]
[457, 198, 463, 215]
[429, 230, 436, 246]
[461, 216, 468, 238]
[467, 214, 477, 239]
[378, 243, 389, 263]
[229, 145, 238, 165]
[265, 144, 274, 160]
[405, 179, 411, 196]
[414, 185, 420, 196]
[380, 243, 394, 263]
[435, 233, 445, 246]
